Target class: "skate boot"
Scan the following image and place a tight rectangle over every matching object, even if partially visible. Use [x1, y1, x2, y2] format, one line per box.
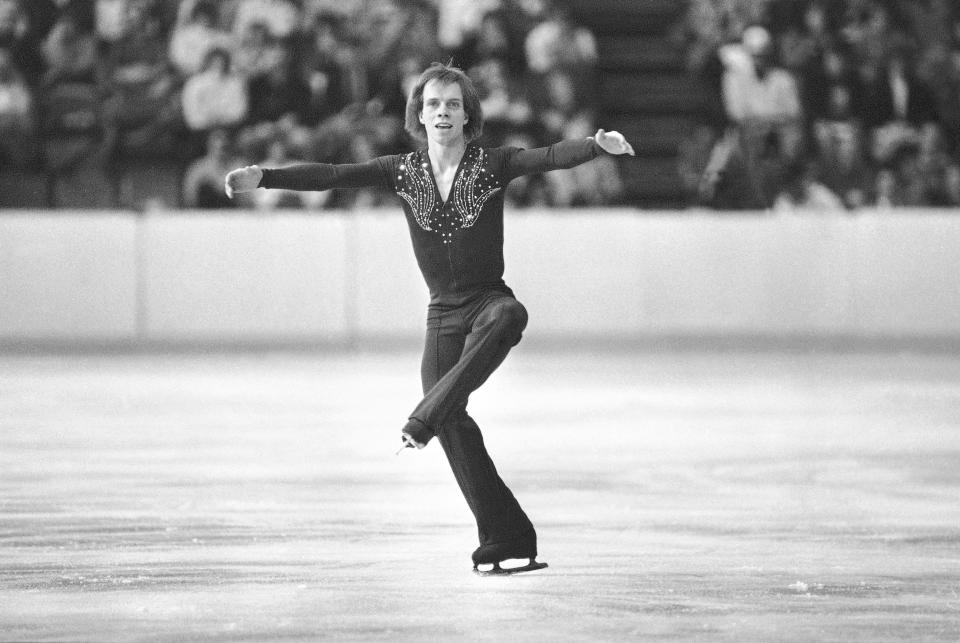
[396, 418, 434, 454]
[472, 528, 547, 576]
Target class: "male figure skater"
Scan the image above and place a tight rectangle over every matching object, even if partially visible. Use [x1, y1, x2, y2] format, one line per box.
[225, 62, 634, 575]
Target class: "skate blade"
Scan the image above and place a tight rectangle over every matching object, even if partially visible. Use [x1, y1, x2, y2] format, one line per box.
[395, 435, 422, 455]
[473, 560, 548, 576]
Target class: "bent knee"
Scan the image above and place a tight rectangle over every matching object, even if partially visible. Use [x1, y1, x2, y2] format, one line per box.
[494, 299, 528, 334]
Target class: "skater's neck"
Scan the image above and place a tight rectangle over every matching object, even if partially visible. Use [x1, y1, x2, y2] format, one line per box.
[427, 138, 467, 173]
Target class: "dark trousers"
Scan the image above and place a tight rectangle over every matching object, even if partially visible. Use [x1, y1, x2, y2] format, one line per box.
[410, 288, 535, 548]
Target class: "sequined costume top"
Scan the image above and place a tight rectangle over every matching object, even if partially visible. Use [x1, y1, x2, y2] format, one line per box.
[259, 138, 602, 304]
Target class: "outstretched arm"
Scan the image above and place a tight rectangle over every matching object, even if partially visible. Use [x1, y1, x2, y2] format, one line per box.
[225, 159, 392, 199]
[503, 129, 635, 181]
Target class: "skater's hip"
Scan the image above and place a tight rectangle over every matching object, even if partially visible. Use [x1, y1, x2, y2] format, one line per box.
[426, 284, 518, 319]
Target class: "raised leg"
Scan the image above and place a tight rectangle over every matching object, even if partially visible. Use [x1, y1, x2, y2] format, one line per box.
[406, 295, 528, 440]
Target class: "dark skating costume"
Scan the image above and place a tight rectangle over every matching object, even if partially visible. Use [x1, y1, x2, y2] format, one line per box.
[260, 137, 603, 573]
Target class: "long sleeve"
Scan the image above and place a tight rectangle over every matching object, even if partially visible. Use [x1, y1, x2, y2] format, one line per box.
[258, 157, 395, 192]
[501, 138, 603, 181]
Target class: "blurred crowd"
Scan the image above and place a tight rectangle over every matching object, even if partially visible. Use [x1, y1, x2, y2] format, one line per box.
[680, 0, 960, 211]
[0, 0, 624, 210]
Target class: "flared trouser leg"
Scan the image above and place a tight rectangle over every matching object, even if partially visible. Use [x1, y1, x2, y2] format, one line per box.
[437, 411, 533, 546]
[412, 292, 534, 547]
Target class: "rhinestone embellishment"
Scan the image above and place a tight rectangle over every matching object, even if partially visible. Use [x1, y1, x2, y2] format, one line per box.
[395, 146, 502, 243]
[396, 152, 436, 231]
[453, 146, 501, 229]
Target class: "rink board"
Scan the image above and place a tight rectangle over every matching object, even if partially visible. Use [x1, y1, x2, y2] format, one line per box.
[3, 209, 960, 345]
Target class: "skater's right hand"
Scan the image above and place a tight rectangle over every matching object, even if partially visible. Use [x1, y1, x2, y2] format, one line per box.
[225, 165, 263, 198]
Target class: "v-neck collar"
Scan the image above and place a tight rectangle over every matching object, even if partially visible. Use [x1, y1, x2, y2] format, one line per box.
[423, 143, 472, 206]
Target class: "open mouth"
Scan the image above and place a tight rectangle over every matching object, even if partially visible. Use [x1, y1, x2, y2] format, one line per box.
[435, 123, 453, 129]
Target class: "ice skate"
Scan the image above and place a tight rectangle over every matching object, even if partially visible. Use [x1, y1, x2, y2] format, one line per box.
[395, 432, 424, 454]
[396, 418, 434, 454]
[471, 529, 545, 575]
[473, 558, 548, 576]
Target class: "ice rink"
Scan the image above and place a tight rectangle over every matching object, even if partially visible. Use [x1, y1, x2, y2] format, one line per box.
[2, 347, 959, 641]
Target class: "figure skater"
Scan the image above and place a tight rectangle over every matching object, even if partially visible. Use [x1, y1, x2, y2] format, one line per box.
[225, 62, 634, 574]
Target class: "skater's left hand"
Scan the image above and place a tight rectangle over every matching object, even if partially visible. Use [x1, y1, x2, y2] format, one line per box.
[594, 129, 635, 156]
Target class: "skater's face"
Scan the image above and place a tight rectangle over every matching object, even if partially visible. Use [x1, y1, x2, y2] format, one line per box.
[419, 80, 468, 145]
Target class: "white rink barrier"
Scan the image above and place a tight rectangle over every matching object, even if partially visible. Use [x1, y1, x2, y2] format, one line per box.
[2, 209, 960, 347]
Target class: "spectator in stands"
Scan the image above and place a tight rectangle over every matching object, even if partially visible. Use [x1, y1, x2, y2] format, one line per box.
[101, 0, 183, 160]
[34, 45, 106, 175]
[812, 84, 870, 209]
[533, 68, 586, 139]
[454, 8, 526, 77]
[897, 140, 926, 206]
[297, 11, 366, 126]
[953, 7, 960, 47]
[0, 46, 38, 167]
[677, 123, 720, 207]
[394, 54, 432, 120]
[233, 20, 286, 80]
[860, 49, 941, 208]
[928, 44, 960, 155]
[801, 44, 862, 130]
[873, 142, 925, 208]
[246, 48, 311, 126]
[796, 43, 864, 198]
[369, 49, 437, 125]
[0, 0, 44, 84]
[435, 0, 500, 53]
[40, 9, 99, 85]
[524, 2, 597, 78]
[773, 158, 845, 212]
[873, 166, 899, 208]
[775, 0, 835, 74]
[181, 47, 248, 135]
[943, 162, 960, 207]
[168, 0, 234, 77]
[182, 128, 242, 208]
[722, 23, 804, 148]
[914, 122, 960, 206]
[859, 46, 939, 138]
[18, 0, 59, 44]
[95, 0, 136, 44]
[361, 0, 441, 117]
[841, 0, 910, 80]
[713, 24, 803, 208]
[468, 57, 533, 146]
[681, 0, 730, 129]
[300, 1, 365, 25]
[356, 97, 407, 156]
[684, 0, 773, 76]
[229, 0, 300, 41]
[101, 0, 169, 80]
